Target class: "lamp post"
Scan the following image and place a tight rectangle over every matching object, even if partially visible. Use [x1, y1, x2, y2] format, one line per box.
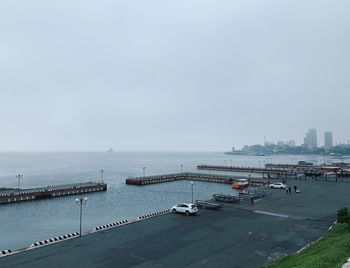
[224, 160, 227, 166]
[142, 167, 146, 178]
[180, 164, 183, 173]
[100, 169, 104, 183]
[16, 174, 23, 190]
[75, 197, 88, 237]
[190, 181, 194, 203]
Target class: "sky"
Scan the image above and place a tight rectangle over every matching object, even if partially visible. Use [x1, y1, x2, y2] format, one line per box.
[0, 0, 349, 151]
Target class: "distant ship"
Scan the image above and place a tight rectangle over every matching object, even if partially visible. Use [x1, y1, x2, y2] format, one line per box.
[107, 148, 114, 153]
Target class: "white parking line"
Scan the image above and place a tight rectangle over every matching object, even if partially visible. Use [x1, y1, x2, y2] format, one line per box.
[254, 210, 290, 218]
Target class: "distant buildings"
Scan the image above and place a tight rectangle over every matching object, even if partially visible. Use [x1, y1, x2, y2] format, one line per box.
[277, 140, 295, 147]
[324, 131, 333, 149]
[227, 129, 350, 156]
[304, 129, 317, 149]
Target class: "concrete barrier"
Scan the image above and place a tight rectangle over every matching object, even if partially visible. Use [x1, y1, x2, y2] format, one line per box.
[137, 209, 170, 220]
[30, 232, 79, 248]
[0, 250, 12, 258]
[93, 220, 129, 231]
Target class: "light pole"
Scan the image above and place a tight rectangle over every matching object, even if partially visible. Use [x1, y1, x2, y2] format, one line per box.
[75, 197, 88, 237]
[180, 164, 183, 173]
[190, 181, 194, 203]
[100, 169, 104, 183]
[224, 160, 227, 166]
[16, 174, 23, 190]
[142, 167, 146, 178]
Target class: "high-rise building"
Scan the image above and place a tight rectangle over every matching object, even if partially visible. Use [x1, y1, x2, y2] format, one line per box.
[286, 140, 296, 147]
[324, 131, 333, 148]
[304, 129, 317, 149]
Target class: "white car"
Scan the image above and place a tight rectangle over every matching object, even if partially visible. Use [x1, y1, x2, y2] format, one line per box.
[269, 182, 287, 189]
[171, 203, 198, 216]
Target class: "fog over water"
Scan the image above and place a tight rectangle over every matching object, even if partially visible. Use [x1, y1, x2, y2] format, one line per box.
[1, 0, 350, 151]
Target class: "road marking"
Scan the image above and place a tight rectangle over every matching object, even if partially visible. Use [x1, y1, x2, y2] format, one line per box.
[254, 210, 289, 218]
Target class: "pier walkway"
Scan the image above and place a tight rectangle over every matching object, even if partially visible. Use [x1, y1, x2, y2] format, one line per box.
[197, 164, 297, 176]
[125, 172, 266, 186]
[0, 182, 107, 204]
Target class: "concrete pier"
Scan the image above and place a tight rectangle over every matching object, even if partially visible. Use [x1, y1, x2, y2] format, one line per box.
[0, 182, 107, 204]
[125, 172, 267, 186]
[197, 164, 297, 176]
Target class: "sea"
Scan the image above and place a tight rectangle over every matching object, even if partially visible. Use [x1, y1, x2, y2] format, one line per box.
[0, 152, 342, 250]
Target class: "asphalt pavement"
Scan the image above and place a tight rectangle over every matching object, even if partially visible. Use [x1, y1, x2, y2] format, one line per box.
[0, 179, 349, 268]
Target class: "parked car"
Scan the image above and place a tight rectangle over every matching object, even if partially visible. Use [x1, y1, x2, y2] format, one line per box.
[171, 203, 198, 216]
[269, 182, 287, 189]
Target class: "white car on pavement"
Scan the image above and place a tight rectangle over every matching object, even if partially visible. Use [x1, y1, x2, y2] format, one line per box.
[269, 182, 287, 189]
[171, 203, 198, 216]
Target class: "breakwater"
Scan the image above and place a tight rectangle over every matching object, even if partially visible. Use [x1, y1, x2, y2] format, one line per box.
[125, 172, 267, 186]
[0, 182, 107, 204]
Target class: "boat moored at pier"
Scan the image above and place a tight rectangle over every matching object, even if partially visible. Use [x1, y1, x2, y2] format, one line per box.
[232, 178, 249, 189]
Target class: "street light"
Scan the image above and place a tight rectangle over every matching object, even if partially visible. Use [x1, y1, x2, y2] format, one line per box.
[180, 164, 183, 173]
[190, 181, 194, 203]
[75, 197, 88, 237]
[142, 167, 146, 178]
[16, 174, 23, 190]
[224, 160, 227, 166]
[100, 169, 104, 183]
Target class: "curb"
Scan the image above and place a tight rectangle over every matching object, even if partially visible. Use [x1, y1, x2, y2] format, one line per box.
[296, 220, 337, 254]
[0, 250, 12, 258]
[93, 220, 129, 231]
[30, 232, 80, 248]
[137, 209, 170, 220]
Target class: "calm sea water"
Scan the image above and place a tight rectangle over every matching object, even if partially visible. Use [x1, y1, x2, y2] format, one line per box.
[0, 152, 338, 250]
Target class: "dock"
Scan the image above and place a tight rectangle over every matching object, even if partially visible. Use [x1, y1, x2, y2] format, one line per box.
[197, 164, 297, 176]
[125, 172, 267, 186]
[0, 182, 107, 204]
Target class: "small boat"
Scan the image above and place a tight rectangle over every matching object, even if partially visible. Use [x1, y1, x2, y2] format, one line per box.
[232, 178, 249, 190]
[238, 189, 250, 196]
[195, 200, 223, 210]
[213, 194, 240, 203]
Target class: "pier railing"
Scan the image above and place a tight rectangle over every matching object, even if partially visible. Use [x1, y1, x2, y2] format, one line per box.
[0, 182, 107, 204]
[125, 172, 267, 186]
[197, 165, 298, 176]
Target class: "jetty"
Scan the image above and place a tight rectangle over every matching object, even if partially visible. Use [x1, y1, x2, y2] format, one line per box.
[197, 164, 297, 176]
[125, 172, 267, 186]
[0, 182, 107, 205]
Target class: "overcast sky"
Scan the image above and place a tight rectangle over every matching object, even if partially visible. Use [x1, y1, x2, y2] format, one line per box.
[1, 0, 349, 151]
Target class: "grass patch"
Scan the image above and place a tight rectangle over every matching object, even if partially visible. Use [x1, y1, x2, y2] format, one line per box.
[267, 223, 350, 268]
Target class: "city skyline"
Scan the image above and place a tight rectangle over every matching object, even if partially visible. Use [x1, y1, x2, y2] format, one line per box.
[257, 129, 347, 149]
